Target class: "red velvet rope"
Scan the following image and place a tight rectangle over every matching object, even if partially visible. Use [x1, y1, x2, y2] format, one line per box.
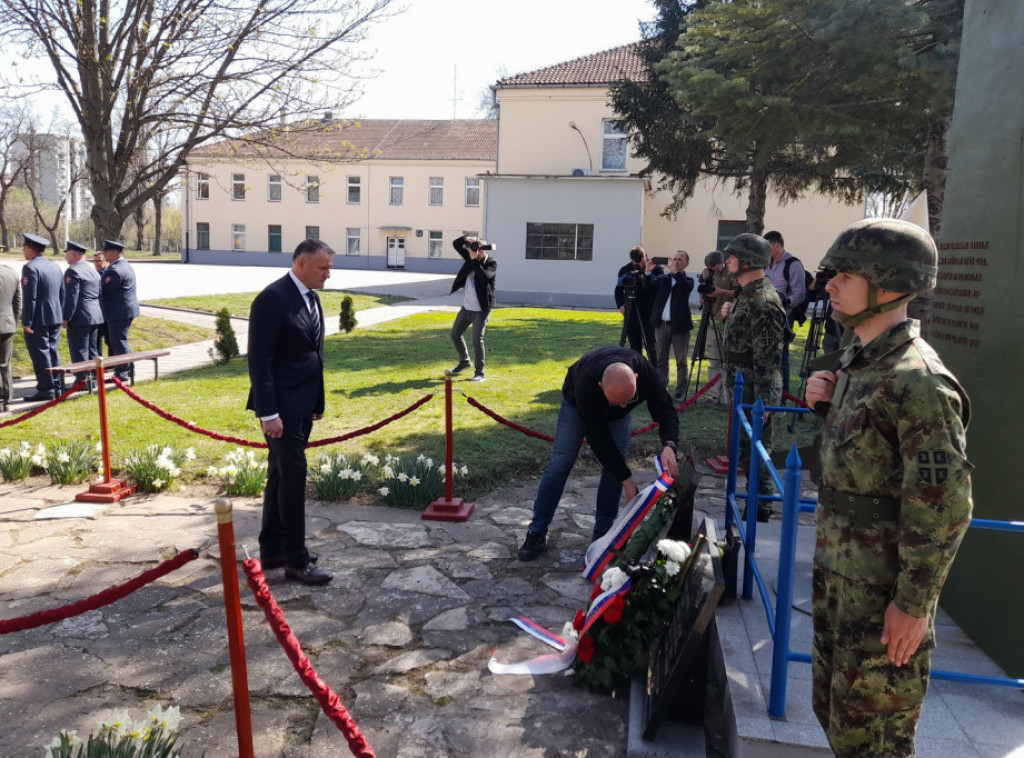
[782, 390, 809, 408]
[111, 378, 434, 450]
[0, 380, 87, 429]
[463, 375, 722, 442]
[0, 548, 198, 635]
[242, 559, 376, 758]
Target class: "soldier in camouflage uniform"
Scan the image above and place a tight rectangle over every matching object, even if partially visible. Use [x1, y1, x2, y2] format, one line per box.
[805, 219, 973, 757]
[721, 233, 786, 521]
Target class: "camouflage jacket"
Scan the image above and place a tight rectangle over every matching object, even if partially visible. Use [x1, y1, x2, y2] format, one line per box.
[815, 319, 973, 618]
[723, 277, 785, 405]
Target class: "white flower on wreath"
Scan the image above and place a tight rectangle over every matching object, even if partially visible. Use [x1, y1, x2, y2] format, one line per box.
[657, 539, 691, 564]
[664, 560, 681, 577]
[561, 621, 580, 644]
[600, 566, 629, 593]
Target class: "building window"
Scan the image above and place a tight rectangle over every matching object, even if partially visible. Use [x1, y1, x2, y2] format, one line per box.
[716, 220, 746, 253]
[389, 177, 404, 205]
[306, 175, 320, 203]
[465, 177, 480, 207]
[232, 224, 246, 250]
[232, 174, 246, 201]
[601, 120, 627, 172]
[268, 174, 282, 202]
[268, 225, 282, 253]
[196, 173, 210, 200]
[347, 227, 361, 256]
[347, 176, 360, 204]
[305, 226, 320, 240]
[525, 222, 594, 261]
[196, 222, 210, 249]
[428, 230, 443, 258]
[429, 177, 444, 206]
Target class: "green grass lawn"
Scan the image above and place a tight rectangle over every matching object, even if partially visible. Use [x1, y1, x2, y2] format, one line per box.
[2, 306, 818, 497]
[146, 290, 411, 320]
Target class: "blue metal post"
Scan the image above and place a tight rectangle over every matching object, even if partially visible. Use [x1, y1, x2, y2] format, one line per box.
[743, 396, 765, 600]
[769, 445, 803, 718]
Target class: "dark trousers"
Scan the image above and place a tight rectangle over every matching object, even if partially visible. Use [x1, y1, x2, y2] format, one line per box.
[67, 324, 100, 383]
[623, 303, 656, 362]
[259, 416, 313, 568]
[107, 318, 134, 380]
[450, 307, 489, 372]
[0, 331, 13, 406]
[26, 324, 62, 394]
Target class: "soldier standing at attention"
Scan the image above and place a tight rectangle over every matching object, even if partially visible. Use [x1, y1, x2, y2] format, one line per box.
[721, 233, 786, 521]
[62, 241, 104, 389]
[805, 219, 973, 757]
[98, 240, 140, 383]
[20, 233, 65, 401]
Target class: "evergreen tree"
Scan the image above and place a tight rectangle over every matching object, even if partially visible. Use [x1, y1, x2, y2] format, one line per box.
[210, 308, 239, 365]
[338, 296, 357, 333]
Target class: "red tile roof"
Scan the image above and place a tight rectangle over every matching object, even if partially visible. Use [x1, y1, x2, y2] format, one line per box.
[496, 42, 648, 88]
[192, 119, 497, 162]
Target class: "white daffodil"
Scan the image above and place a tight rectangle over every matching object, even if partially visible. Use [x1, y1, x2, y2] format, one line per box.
[351, 471, 363, 481]
[57, 452, 70, 463]
[409, 476, 420, 486]
[397, 472, 408, 482]
[460, 465, 469, 476]
[185, 447, 196, 460]
[320, 464, 332, 474]
[378, 486, 389, 497]
[424, 457, 434, 469]
[151, 478, 165, 489]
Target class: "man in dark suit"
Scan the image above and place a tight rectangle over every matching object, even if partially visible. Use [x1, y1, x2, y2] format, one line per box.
[649, 250, 695, 401]
[21, 233, 65, 401]
[0, 262, 20, 411]
[247, 238, 335, 586]
[62, 241, 104, 388]
[99, 240, 140, 382]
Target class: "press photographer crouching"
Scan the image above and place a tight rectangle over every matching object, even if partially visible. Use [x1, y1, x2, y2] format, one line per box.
[614, 246, 661, 361]
[449, 235, 497, 382]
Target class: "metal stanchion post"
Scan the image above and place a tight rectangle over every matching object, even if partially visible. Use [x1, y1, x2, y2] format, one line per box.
[422, 369, 474, 521]
[76, 357, 137, 502]
[215, 498, 255, 758]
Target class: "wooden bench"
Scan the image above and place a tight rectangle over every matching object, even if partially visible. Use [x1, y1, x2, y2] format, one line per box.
[48, 349, 172, 390]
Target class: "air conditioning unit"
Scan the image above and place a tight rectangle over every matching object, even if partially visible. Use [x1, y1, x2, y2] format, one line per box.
[571, 168, 590, 177]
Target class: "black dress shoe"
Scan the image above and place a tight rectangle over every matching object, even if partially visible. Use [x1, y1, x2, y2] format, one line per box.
[285, 563, 332, 585]
[261, 552, 318, 570]
[25, 391, 55, 402]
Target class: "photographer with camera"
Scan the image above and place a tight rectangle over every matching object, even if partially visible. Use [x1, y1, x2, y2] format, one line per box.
[449, 234, 497, 382]
[649, 250, 694, 401]
[699, 251, 737, 404]
[614, 246, 661, 361]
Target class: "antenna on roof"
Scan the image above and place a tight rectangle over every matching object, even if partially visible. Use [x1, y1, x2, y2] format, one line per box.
[450, 65, 461, 120]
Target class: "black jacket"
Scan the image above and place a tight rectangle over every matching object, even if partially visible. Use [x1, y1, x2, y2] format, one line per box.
[450, 236, 497, 312]
[562, 346, 679, 482]
[649, 272, 695, 333]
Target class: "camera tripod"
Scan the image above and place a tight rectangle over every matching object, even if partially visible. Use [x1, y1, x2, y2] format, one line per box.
[683, 297, 723, 401]
[619, 288, 656, 362]
[787, 295, 834, 431]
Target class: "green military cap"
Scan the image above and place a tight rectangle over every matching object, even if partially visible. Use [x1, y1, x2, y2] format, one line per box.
[725, 233, 771, 270]
[822, 218, 937, 294]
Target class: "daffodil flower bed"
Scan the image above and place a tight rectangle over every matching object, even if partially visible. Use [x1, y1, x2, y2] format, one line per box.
[310, 451, 377, 500]
[123, 445, 195, 493]
[207, 447, 268, 497]
[44, 705, 193, 758]
[376, 453, 467, 508]
[0, 441, 42, 482]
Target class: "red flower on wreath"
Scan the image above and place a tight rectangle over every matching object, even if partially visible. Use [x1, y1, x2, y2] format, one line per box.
[572, 609, 586, 631]
[577, 634, 596, 663]
[603, 595, 627, 625]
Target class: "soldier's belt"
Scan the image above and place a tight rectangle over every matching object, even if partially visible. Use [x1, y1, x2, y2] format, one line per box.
[818, 487, 899, 525]
[726, 351, 753, 366]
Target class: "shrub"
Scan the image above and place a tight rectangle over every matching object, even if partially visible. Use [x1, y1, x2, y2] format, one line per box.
[44, 440, 99, 485]
[123, 445, 194, 492]
[209, 307, 239, 364]
[310, 451, 377, 501]
[208, 447, 267, 497]
[0, 441, 41, 482]
[338, 295, 357, 333]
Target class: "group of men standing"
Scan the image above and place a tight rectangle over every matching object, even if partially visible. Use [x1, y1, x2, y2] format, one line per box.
[0, 234, 139, 409]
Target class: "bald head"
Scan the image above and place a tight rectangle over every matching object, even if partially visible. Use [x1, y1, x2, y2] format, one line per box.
[599, 362, 638, 407]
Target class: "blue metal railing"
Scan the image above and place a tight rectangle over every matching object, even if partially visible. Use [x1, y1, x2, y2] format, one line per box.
[723, 371, 1024, 719]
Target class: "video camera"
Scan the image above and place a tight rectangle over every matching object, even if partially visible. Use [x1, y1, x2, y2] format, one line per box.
[696, 272, 715, 296]
[617, 265, 645, 292]
[468, 240, 496, 252]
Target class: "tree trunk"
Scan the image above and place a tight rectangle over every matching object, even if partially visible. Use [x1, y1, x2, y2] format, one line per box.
[152, 194, 163, 256]
[923, 99, 954, 239]
[133, 205, 145, 251]
[744, 167, 768, 235]
[90, 197, 126, 247]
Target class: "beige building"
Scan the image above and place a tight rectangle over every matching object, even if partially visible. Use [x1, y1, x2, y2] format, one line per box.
[489, 43, 866, 306]
[181, 118, 496, 271]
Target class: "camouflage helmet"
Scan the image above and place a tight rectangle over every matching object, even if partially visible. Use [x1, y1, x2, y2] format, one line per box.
[724, 233, 771, 270]
[704, 250, 724, 268]
[821, 218, 937, 293]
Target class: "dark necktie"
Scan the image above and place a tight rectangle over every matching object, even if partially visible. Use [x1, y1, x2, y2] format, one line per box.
[306, 291, 321, 344]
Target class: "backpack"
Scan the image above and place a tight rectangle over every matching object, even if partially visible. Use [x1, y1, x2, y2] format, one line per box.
[783, 256, 815, 326]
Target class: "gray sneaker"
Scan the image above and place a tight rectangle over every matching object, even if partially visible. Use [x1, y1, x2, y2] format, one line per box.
[469, 372, 486, 382]
[517, 531, 546, 561]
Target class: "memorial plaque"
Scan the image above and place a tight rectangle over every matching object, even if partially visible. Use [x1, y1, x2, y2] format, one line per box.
[642, 517, 725, 740]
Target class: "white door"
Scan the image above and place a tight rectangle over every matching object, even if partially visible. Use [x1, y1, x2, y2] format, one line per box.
[387, 237, 406, 269]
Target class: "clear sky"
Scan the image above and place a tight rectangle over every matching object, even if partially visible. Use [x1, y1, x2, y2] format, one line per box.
[345, 0, 657, 120]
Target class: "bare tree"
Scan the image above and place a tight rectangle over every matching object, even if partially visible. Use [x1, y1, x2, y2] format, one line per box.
[0, 105, 30, 250]
[0, 0, 395, 241]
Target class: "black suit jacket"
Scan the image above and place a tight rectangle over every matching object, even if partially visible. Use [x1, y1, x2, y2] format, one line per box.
[246, 274, 325, 421]
[649, 272, 695, 333]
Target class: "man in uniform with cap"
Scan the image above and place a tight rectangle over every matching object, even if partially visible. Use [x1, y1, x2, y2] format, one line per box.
[805, 219, 972, 758]
[98, 240, 140, 383]
[721, 233, 786, 521]
[62, 241, 104, 388]
[0, 258, 20, 411]
[21, 233, 65, 401]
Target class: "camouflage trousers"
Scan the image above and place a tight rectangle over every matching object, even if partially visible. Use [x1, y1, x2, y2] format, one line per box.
[812, 565, 931, 757]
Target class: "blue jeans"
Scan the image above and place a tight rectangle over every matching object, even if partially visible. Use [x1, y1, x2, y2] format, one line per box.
[451, 307, 489, 372]
[527, 400, 631, 539]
